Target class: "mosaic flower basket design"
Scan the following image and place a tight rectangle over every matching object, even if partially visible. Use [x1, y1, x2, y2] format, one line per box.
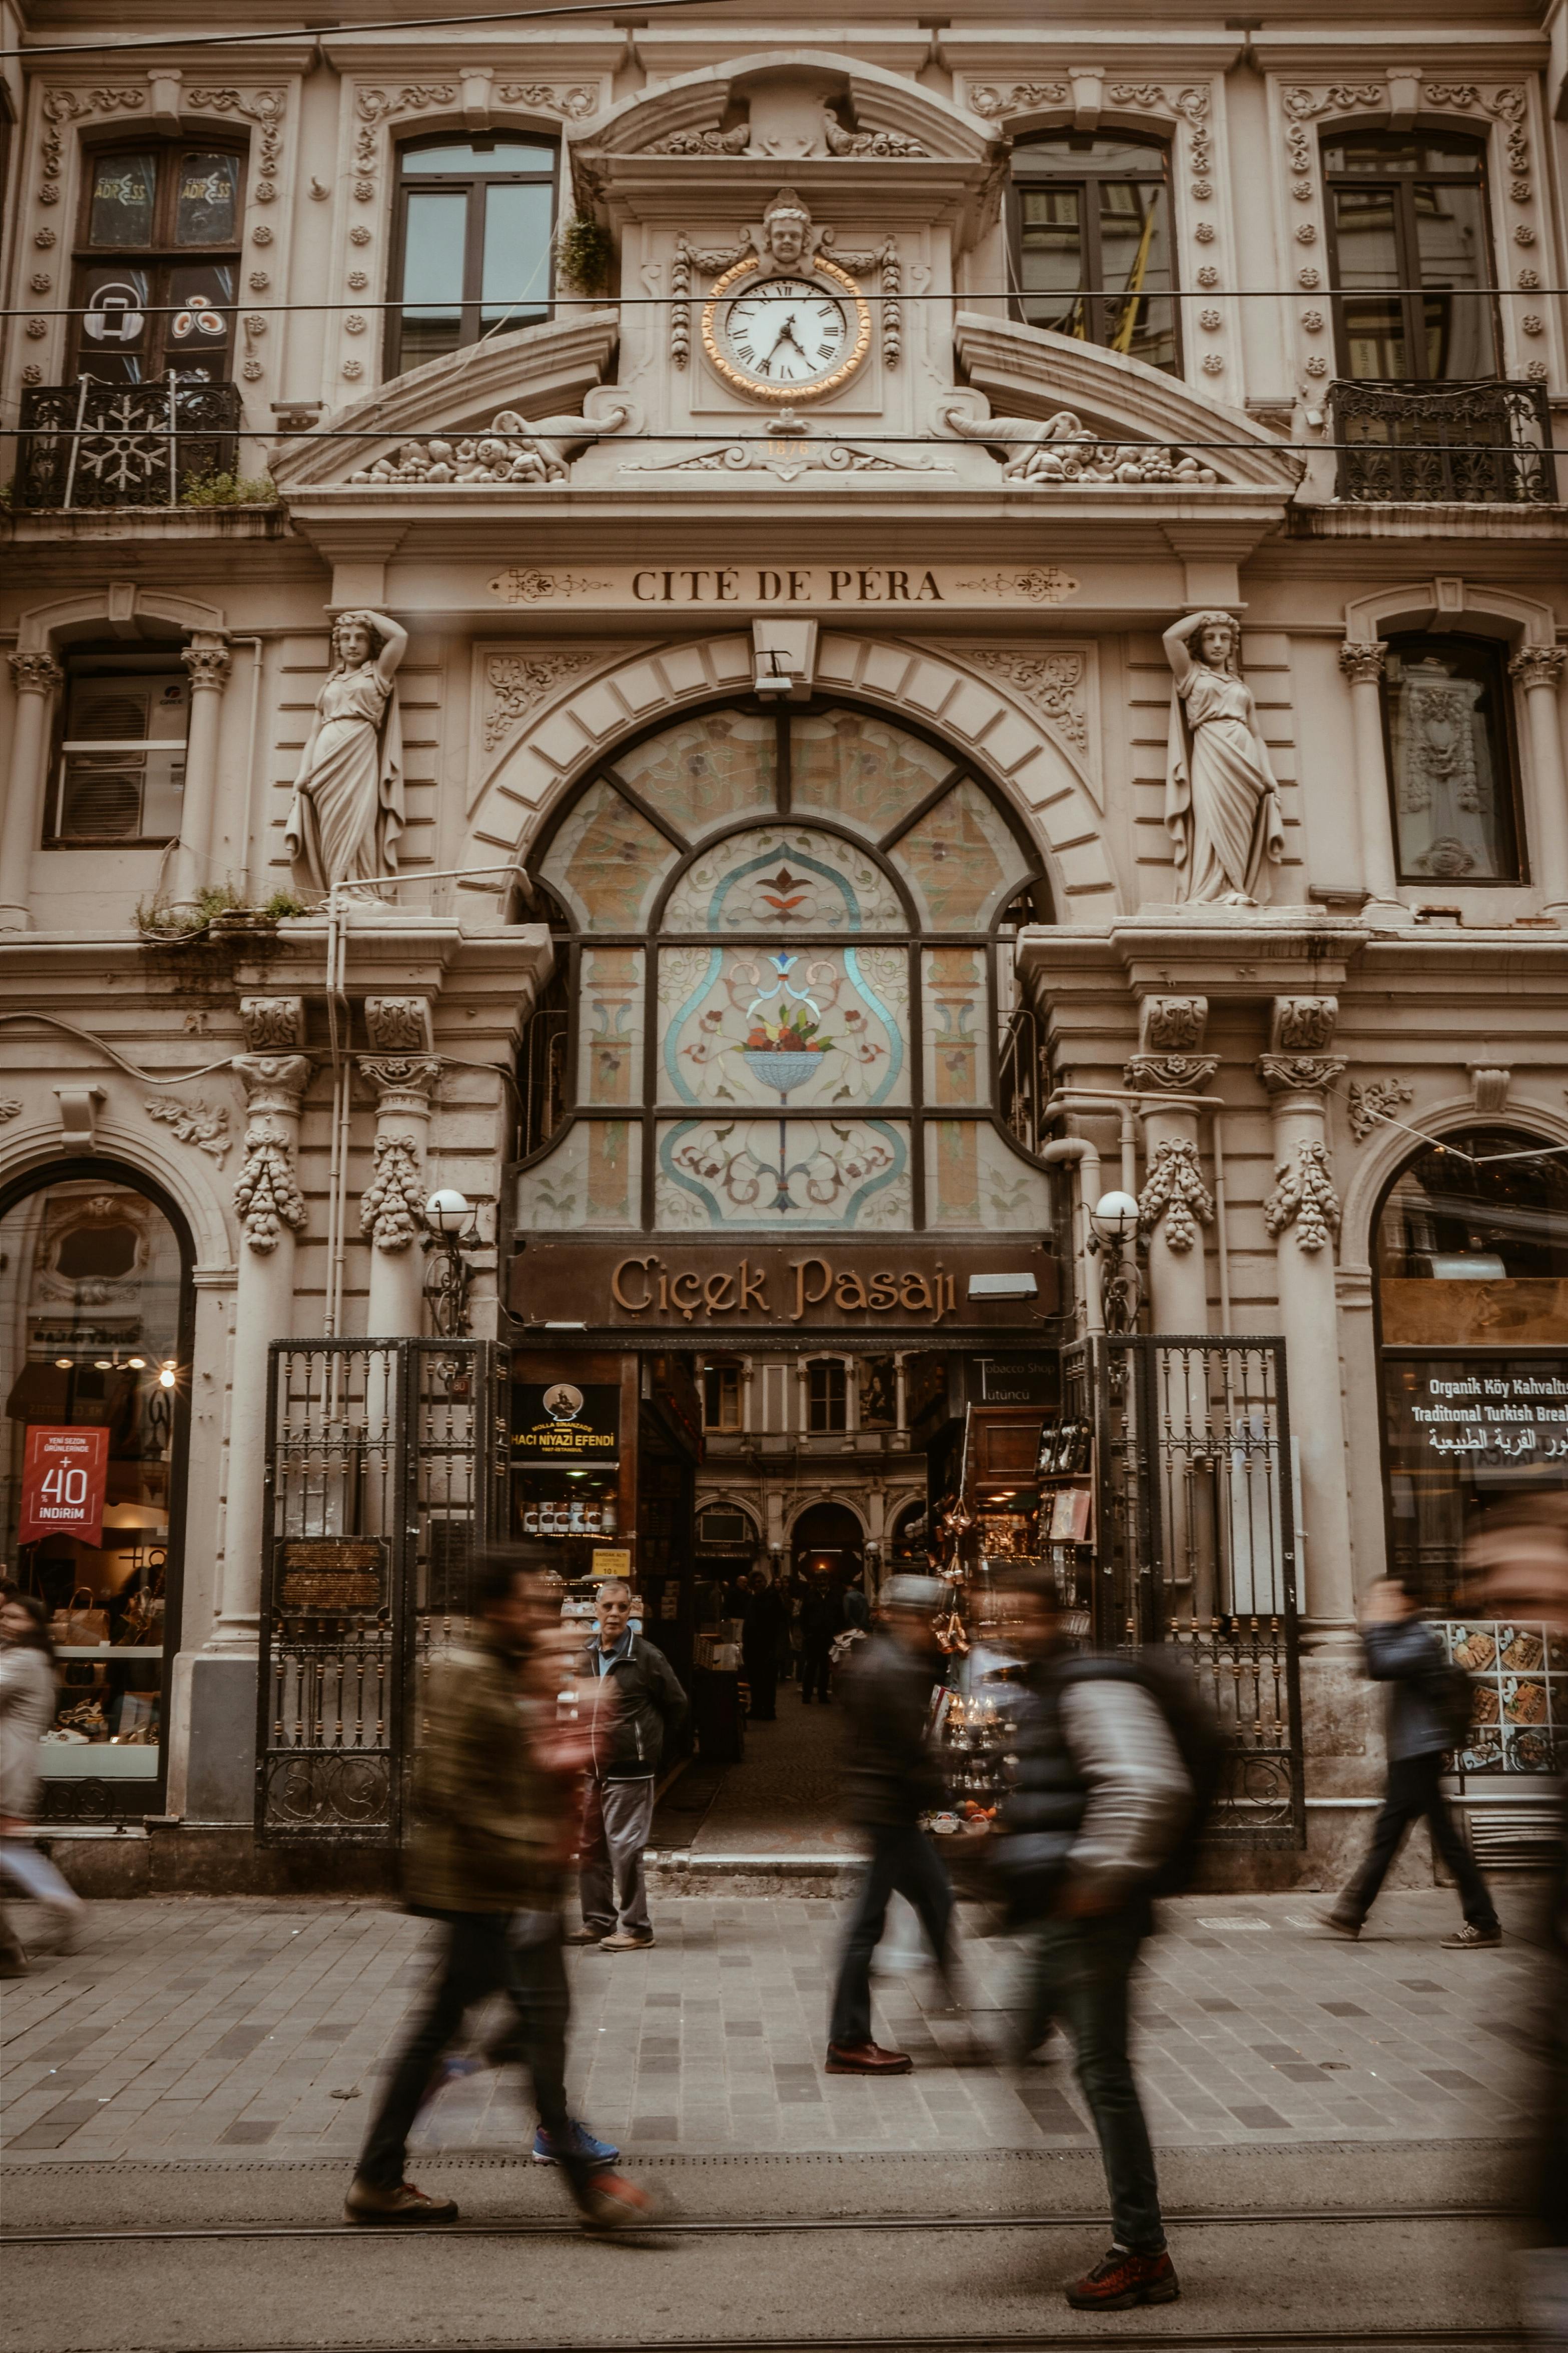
[741, 1049, 825, 1098]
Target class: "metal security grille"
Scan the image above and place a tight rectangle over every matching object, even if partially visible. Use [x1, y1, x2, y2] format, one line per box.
[255, 1338, 505, 1846]
[1066, 1334, 1305, 1849]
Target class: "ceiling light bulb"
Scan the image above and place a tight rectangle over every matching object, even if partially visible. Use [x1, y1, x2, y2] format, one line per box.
[55, 1357, 74, 1371]
[94, 1358, 113, 1371]
[127, 1356, 146, 1370]
[158, 1365, 177, 1390]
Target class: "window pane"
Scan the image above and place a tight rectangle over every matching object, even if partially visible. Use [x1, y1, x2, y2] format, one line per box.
[175, 152, 240, 245]
[77, 264, 152, 382]
[166, 265, 234, 379]
[655, 1117, 912, 1229]
[577, 946, 645, 1106]
[1017, 185, 1086, 336]
[1097, 179, 1174, 368]
[1384, 638, 1518, 882]
[791, 709, 951, 839]
[1377, 1128, 1568, 1342]
[921, 946, 991, 1108]
[402, 140, 555, 172]
[480, 181, 554, 324]
[1324, 131, 1486, 176]
[1414, 181, 1495, 379]
[662, 826, 906, 933]
[614, 709, 777, 838]
[890, 779, 1030, 931]
[1330, 186, 1408, 377]
[514, 1119, 641, 1229]
[541, 779, 681, 932]
[924, 1121, 1055, 1230]
[657, 943, 910, 1110]
[89, 150, 158, 247]
[399, 190, 467, 365]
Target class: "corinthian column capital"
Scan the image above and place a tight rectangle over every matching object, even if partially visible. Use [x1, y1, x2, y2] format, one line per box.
[1509, 643, 1566, 693]
[1337, 639, 1387, 687]
[8, 649, 64, 697]
[1256, 1053, 1347, 1098]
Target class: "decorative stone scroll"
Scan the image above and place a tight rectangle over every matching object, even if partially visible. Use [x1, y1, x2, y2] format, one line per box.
[1347, 1078, 1413, 1142]
[1123, 1055, 1219, 1094]
[145, 1095, 232, 1163]
[1264, 1139, 1342, 1254]
[645, 104, 924, 158]
[1138, 1138, 1214, 1253]
[938, 403, 1218, 486]
[482, 652, 601, 750]
[965, 652, 1087, 752]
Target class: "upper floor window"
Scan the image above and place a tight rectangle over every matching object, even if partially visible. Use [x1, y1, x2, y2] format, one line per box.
[1322, 130, 1497, 383]
[807, 1359, 848, 1434]
[73, 141, 244, 384]
[1008, 133, 1178, 374]
[387, 136, 557, 378]
[703, 1363, 742, 1432]
[1380, 633, 1522, 884]
[48, 661, 188, 847]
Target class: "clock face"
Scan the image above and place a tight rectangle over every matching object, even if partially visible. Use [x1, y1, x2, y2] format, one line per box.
[722, 277, 850, 389]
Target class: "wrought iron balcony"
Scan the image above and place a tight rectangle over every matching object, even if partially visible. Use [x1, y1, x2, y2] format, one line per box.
[1329, 378, 1556, 506]
[15, 374, 242, 510]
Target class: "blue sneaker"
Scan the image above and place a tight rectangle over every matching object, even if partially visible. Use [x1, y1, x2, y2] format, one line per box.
[532, 2120, 620, 2168]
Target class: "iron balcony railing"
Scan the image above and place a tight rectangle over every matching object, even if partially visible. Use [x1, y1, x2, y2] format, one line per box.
[15, 374, 242, 510]
[1329, 378, 1556, 506]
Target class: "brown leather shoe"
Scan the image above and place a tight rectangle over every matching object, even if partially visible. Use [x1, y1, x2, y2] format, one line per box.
[343, 2178, 458, 2225]
[825, 2040, 913, 2074]
[565, 1926, 610, 1945]
[1065, 2248, 1179, 2309]
[599, 1928, 654, 1951]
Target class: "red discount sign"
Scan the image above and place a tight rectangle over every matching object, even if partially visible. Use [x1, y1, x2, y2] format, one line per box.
[18, 1426, 110, 1546]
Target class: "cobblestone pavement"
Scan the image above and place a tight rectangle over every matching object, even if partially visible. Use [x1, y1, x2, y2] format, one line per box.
[0, 1885, 1546, 2165]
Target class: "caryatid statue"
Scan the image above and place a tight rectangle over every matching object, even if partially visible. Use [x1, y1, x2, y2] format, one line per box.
[285, 609, 407, 899]
[1162, 610, 1285, 907]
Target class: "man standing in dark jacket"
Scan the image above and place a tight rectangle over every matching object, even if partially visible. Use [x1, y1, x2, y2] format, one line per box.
[1324, 1578, 1500, 1947]
[742, 1569, 786, 1723]
[800, 1566, 845, 1704]
[574, 1579, 689, 1952]
[825, 1573, 953, 2075]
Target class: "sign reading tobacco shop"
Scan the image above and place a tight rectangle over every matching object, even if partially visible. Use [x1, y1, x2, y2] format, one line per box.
[511, 1242, 1060, 1331]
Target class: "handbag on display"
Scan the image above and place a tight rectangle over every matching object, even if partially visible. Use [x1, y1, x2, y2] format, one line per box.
[116, 1572, 167, 1647]
[49, 1588, 111, 1648]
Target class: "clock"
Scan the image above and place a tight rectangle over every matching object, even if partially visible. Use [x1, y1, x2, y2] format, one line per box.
[701, 252, 871, 406]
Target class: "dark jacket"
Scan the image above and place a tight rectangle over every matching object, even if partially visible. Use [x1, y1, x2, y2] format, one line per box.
[1364, 1617, 1451, 1761]
[403, 1632, 567, 1915]
[995, 1655, 1192, 1915]
[801, 1582, 846, 1651]
[839, 1628, 943, 1829]
[742, 1584, 787, 1661]
[580, 1631, 689, 1782]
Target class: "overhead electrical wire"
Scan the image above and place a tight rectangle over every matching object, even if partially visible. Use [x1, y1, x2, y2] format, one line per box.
[10, 287, 1563, 317]
[4, 0, 798, 63]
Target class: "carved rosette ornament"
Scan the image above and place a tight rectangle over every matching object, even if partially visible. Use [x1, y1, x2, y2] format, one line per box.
[1264, 1140, 1342, 1255]
[1138, 1139, 1215, 1253]
[232, 1055, 310, 1253]
[1348, 1079, 1413, 1142]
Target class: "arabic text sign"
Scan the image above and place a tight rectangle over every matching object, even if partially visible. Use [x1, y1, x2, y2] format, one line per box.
[1411, 1372, 1568, 1462]
[18, 1426, 110, 1544]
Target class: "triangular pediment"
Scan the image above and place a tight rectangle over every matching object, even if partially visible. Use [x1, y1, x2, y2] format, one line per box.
[952, 317, 1304, 493]
[269, 313, 621, 493]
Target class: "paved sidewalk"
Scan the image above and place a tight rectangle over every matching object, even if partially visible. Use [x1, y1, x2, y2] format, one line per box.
[0, 1887, 1547, 2165]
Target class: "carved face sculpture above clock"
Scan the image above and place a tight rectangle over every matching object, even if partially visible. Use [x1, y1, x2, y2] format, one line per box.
[701, 196, 872, 405]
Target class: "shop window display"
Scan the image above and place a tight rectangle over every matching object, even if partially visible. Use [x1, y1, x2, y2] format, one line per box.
[1377, 1127, 1568, 1773]
[0, 1173, 189, 1810]
[518, 698, 1057, 1237]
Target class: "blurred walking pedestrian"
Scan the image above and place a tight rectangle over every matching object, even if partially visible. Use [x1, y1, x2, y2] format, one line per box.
[1, 1592, 87, 1974]
[345, 1548, 652, 2230]
[742, 1568, 786, 1724]
[992, 1570, 1193, 2312]
[825, 1572, 956, 2075]
[1322, 1577, 1499, 1948]
[573, 1578, 688, 1952]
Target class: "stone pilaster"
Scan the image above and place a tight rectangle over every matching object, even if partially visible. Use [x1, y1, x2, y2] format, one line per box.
[1509, 644, 1568, 918]
[1337, 639, 1403, 915]
[1127, 995, 1216, 1337]
[358, 1054, 441, 1336]
[1258, 994, 1353, 1641]
[1, 651, 64, 931]
[173, 633, 233, 905]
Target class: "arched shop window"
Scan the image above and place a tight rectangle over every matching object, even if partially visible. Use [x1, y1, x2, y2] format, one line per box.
[1376, 1127, 1568, 1641]
[514, 700, 1058, 1235]
[0, 1167, 193, 1817]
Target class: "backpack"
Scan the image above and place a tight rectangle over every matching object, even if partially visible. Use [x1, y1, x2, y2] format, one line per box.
[1423, 1657, 1477, 1753]
[1115, 1649, 1227, 1896]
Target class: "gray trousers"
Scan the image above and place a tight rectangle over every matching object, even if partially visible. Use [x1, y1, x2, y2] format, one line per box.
[579, 1776, 656, 1935]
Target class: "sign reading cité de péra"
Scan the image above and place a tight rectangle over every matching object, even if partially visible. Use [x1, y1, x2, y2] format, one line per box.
[511, 1382, 621, 1464]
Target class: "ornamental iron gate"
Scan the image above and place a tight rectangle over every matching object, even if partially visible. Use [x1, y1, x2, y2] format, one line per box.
[255, 1339, 507, 1846]
[17, 375, 243, 509]
[1064, 1334, 1306, 1849]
